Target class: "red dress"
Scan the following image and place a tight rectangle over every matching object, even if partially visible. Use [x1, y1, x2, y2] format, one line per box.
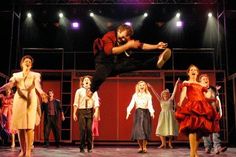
[1, 94, 17, 134]
[175, 82, 218, 137]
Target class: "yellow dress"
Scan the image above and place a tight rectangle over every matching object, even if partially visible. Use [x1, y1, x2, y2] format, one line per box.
[10, 71, 43, 129]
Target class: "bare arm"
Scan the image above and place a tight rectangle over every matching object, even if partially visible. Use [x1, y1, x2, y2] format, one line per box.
[170, 78, 180, 100]
[142, 42, 167, 51]
[0, 81, 15, 93]
[178, 85, 187, 107]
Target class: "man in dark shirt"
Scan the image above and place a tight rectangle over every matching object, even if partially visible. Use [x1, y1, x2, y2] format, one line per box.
[42, 89, 65, 147]
[88, 24, 171, 97]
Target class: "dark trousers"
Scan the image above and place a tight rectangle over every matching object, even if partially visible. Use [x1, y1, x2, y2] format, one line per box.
[44, 115, 60, 145]
[91, 56, 157, 93]
[78, 109, 93, 150]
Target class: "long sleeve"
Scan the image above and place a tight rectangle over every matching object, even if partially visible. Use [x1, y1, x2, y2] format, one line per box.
[127, 94, 136, 115]
[147, 95, 155, 115]
[73, 89, 80, 108]
[92, 92, 100, 108]
[34, 72, 44, 94]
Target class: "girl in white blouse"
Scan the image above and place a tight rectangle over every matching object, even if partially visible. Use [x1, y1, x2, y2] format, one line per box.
[126, 80, 154, 153]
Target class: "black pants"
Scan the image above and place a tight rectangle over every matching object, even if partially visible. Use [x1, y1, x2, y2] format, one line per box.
[91, 56, 157, 93]
[78, 109, 93, 150]
[44, 115, 60, 145]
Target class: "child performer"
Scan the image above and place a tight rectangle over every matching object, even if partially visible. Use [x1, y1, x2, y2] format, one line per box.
[199, 74, 227, 154]
[126, 81, 155, 153]
[0, 89, 17, 148]
[148, 79, 180, 149]
[92, 109, 100, 149]
[73, 75, 100, 153]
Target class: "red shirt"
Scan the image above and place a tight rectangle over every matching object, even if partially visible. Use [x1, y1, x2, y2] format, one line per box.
[102, 31, 117, 55]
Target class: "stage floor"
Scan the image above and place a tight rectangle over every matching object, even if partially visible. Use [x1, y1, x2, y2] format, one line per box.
[0, 145, 235, 157]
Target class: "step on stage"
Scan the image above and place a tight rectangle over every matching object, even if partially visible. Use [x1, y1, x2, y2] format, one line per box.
[0, 146, 235, 157]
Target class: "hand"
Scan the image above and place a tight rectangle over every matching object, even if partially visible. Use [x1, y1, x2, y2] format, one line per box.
[156, 42, 168, 49]
[177, 102, 182, 107]
[151, 113, 155, 119]
[62, 115, 65, 121]
[176, 78, 181, 84]
[126, 113, 130, 120]
[41, 92, 48, 103]
[216, 85, 221, 91]
[73, 114, 77, 121]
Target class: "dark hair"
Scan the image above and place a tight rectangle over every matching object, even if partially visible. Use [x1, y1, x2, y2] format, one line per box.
[117, 24, 134, 37]
[20, 55, 34, 68]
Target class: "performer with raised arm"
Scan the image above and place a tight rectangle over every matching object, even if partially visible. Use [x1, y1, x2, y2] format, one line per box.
[0, 55, 47, 157]
[87, 23, 171, 97]
[175, 65, 218, 157]
[148, 79, 180, 149]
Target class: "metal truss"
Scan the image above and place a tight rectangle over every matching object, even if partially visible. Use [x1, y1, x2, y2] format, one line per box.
[18, 0, 218, 5]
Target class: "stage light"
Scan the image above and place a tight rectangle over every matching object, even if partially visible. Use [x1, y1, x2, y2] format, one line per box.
[144, 12, 148, 17]
[124, 22, 132, 26]
[71, 22, 80, 29]
[208, 12, 212, 17]
[90, 12, 94, 17]
[27, 12, 32, 18]
[176, 20, 183, 27]
[58, 12, 64, 18]
[176, 12, 180, 18]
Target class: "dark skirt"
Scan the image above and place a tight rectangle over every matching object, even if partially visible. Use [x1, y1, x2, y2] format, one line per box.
[131, 108, 152, 141]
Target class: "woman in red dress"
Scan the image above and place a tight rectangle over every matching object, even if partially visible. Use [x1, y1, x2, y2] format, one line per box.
[175, 64, 217, 157]
[0, 88, 17, 147]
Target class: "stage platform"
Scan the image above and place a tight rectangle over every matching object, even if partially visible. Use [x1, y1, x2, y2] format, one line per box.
[0, 145, 235, 157]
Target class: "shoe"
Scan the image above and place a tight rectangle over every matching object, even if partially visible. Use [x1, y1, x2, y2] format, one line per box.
[215, 148, 220, 154]
[11, 143, 15, 148]
[142, 148, 147, 153]
[80, 149, 85, 153]
[157, 48, 172, 69]
[88, 149, 92, 153]
[168, 144, 173, 149]
[158, 145, 166, 149]
[43, 144, 49, 148]
[219, 146, 227, 152]
[205, 147, 211, 154]
[137, 148, 143, 153]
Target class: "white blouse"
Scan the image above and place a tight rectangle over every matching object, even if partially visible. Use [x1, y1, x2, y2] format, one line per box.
[127, 92, 154, 115]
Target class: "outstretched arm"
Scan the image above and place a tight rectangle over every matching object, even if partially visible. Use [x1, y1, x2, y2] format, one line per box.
[147, 83, 161, 102]
[142, 42, 168, 51]
[178, 83, 187, 107]
[170, 78, 180, 100]
[0, 81, 14, 93]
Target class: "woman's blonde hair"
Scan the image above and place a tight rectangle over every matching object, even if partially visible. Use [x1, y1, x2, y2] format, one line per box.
[135, 80, 151, 95]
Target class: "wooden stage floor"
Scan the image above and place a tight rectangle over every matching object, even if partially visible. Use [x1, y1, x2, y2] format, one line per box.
[0, 145, 235, 157]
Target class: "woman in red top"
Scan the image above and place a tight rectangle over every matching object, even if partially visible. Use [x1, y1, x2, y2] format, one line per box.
[0, 89, 17, 147]
[175, 64, 217, 157]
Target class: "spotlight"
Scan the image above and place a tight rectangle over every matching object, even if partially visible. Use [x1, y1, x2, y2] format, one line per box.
[144, 12, 148, 17]
[176, 20, 183, 27]
[90, 12, 94, 17]
[124, 22, 132, 26]
[27, 12, 32, 18]
[71, 22, 80, 29]
[176, 12, 180, 18]
[58, 12, 64, 18]
[208, 12, 212, 17]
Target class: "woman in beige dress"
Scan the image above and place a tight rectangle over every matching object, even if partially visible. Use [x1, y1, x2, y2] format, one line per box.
[0, 55, 47, 157]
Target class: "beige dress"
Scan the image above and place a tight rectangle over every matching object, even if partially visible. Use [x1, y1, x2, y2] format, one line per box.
[10, 71, 43, 129]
